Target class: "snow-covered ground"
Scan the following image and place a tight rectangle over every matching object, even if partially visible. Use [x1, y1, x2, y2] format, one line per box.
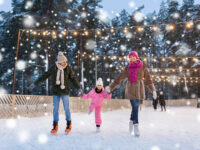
[1, 107, 200, 150]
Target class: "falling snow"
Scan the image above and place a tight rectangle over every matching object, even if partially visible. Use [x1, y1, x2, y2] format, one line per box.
[133, 12, 144, 22]
[16, 60, 26, 70]
[23, 15, 35, 28]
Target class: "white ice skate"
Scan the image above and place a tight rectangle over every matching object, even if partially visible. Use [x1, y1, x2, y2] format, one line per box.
[96, 127, 100, 133]
[134, 124, 140, 137]
[129, 120, 134, 135]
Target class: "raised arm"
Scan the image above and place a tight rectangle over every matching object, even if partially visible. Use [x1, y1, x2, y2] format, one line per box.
[69, 66, 80, 89]
[109, 67, 128, 91]
[81, 90, 94, 99]
[103, 91, 112, 99]
[34, 65, 55, 85]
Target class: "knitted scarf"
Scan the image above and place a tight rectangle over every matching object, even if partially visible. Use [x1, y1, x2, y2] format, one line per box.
[55, 62, 67, 89]
[128, 60, 143, 83]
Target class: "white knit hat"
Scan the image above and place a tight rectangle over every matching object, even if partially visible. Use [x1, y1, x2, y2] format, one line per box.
[57, 51, 67, 63]
[96, 78, 103, 86]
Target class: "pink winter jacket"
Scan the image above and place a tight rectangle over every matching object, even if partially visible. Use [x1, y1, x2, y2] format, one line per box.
[81, 89, 112, 107]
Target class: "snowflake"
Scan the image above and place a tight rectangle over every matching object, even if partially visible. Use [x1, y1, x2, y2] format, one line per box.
[166, 40, 171, 44]
[116, 13, 120, 17]
[85, 40, 96, 50]
[6, 119, 17, 129]
[133, 12, 144, 22]
[151, 146, 160, 150]
[126, 32, 132, 39]
[120, 45, 127, 51]
[30, 52, 37, 59]
[129, 1, 135, 8]
[23, 15, 35, 27]
[18, 131, 29, 143]
[80, 121, 85, 125]
[0, 0, 4, 5]
[84, 78, 87, 82]
[81, 12, 87, 18]
[25, 1, 33, 10]
[68, 9, 71, 13]
[98, 10, 109, 23]
[104, 63, 109, 68]
[173, 12, 180, 19]
[107, 78, 110, 82]
[8, 69, 12, 73]
[38, 134, 48, 144]
[17, 60, 26, 70]
[1, 47, 5, 52]
[36, 22, 40, 27]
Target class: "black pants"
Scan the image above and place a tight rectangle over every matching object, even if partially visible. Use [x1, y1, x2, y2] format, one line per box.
[161, 105, 166, 111]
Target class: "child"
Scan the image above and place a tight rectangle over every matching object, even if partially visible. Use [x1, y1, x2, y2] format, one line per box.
[81, 78, 112, 132]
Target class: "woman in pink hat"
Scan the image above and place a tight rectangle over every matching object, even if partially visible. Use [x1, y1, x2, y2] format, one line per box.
[106, 51, 157, 136]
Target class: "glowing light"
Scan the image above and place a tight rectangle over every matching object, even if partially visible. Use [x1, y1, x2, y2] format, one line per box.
[96, 30, 101, 35]
[153, 26, 158, 31]
[137, 26, 144, 32]
[123, 28, 128, 33]
[110, 28, 115, 33]
[185, 21, 193, 29]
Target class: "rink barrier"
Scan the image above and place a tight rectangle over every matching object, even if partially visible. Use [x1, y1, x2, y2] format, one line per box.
[0, 94, 198, 118]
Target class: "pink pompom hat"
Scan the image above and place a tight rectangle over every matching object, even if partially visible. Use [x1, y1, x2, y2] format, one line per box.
[128, 51, 139, 59]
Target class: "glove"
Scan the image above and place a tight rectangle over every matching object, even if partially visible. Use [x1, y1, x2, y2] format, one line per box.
[28, 83, 35, 91]
[105, 86, 111, 94]
[78, 88, 83, 97]
[153, 91, 157, 100]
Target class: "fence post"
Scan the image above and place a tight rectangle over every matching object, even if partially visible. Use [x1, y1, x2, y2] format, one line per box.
[11, 95, 16, 118]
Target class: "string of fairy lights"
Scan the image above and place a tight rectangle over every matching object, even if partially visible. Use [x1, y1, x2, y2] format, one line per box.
[19, 19, 200, 37]
[72, 54, 200, 62]
[17, 19, 200, 84]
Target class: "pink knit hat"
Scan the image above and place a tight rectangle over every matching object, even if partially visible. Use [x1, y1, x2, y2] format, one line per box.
[128, 51, 139, 59]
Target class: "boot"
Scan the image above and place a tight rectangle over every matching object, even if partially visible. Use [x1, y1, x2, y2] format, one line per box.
[134, 124, 140, 137]
[129, 120, 134, 134]
[65, 121, 72, 133]
[51, 121, 58, 134]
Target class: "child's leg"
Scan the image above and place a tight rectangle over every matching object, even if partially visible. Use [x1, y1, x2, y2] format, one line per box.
[89, 102, 95, 112]
[95, 106, 102, 126]
[61, 95, 71, 121]
[53, 96, 61, 123]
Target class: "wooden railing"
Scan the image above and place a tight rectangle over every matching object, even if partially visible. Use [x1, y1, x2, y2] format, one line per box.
[0, 94, 198, 118]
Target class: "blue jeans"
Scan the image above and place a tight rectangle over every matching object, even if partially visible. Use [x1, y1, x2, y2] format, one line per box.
[53, 95, 71, 123]
[130, 99, 140, 124]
